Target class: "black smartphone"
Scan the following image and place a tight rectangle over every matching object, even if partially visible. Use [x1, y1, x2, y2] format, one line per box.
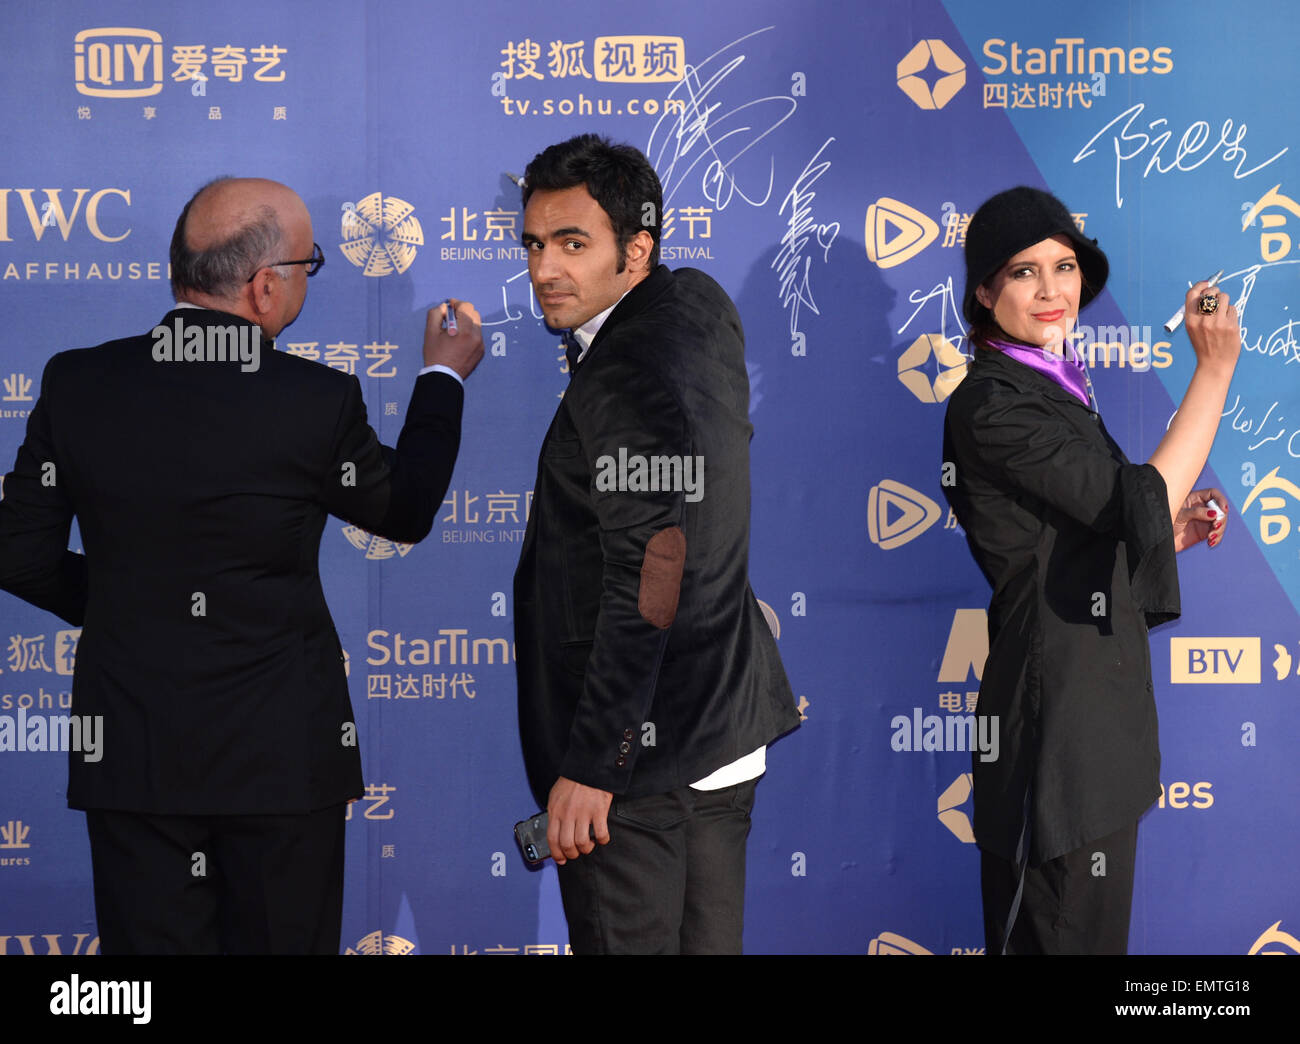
[514, 812, 550, 865]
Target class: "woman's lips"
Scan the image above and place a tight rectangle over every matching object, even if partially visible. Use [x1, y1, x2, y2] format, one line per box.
[1032, 310, 1065, 322]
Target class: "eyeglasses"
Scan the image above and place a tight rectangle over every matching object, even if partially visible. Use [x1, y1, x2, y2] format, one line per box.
[247, 242, 325, 282]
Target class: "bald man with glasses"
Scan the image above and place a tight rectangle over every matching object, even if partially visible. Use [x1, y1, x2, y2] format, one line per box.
[0, 177, 483, 953]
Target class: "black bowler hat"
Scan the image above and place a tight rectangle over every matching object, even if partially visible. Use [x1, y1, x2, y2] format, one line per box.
[962, 186, 1109, 325]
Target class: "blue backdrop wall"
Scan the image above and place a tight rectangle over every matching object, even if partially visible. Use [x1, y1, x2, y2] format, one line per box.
[1, 0, 1297, 956]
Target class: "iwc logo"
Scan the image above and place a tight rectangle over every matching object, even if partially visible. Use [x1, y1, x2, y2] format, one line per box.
[345, 930, 416, 955]
[339, 193, 424, 276]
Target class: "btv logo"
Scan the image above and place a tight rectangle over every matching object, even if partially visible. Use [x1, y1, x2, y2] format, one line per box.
[1169, 638, 1260, 683]
[1273, 642, 1300, 680]
[897, 39, 966, 110]
[868, 479, 941, 549]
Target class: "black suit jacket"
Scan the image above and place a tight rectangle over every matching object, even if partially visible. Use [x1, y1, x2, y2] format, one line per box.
[0, 307, 463, 815]
[513, 266, 799, 808]
[942, 347, 1177, 861]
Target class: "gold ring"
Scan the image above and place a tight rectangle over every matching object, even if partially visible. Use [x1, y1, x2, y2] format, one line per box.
[1198, 293, 1219, 315]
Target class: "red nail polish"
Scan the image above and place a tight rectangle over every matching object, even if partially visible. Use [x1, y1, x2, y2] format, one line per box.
[1206, 509, 1218, 519]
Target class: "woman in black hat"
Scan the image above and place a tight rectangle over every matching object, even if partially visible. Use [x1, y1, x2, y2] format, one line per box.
[942, 186, 1241, 954]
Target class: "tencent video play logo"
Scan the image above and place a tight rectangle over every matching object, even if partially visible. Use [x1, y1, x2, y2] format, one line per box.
[865, 198, 938, 269]
[896, 39, 966, 110]
[339, 193, 424, 276]
[868, 479, 941, 549]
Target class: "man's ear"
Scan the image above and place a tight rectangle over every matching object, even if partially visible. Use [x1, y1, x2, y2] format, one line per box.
[246, 269, 278, 323]
[625, 229, 654, 272]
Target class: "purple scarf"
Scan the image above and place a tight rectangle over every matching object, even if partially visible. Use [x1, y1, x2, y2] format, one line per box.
[986, 338, 1091, 407]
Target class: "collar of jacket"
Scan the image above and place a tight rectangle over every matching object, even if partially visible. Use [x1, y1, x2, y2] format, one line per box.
[580, 264, 674, 365]
[157, 306, 270, 345]
[968, 343, 1095, 414]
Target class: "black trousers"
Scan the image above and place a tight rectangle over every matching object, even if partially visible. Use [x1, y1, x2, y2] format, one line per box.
[981, 821, 1138, 954]
[83, 804, 347, 955]
[556, 779, 757, 954]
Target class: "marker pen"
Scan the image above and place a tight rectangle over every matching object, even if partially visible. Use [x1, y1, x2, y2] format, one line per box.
[1164, 269, 1224, 333]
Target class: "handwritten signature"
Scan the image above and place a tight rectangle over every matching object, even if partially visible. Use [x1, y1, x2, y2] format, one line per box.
[481, 267, 543, 328]
[1216, 259, 1300, 363]
[898, 276, 968, 350]
[646, 26, 796, 209]
[772, 137, 838, 339]
[1073, 102, 1288, 208]
[1219, 393, 1300, 457]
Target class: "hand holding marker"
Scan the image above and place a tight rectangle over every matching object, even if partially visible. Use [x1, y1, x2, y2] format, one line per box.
[1164, 269, 1224, 333]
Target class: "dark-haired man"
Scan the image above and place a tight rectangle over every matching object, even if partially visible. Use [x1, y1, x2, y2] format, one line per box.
[514, 135, 799, 953]
[0, 177, 483, 953]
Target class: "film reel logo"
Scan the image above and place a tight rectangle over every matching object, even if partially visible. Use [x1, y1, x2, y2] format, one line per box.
[339, 192, 424, 277]
[345, 930, 416, 955]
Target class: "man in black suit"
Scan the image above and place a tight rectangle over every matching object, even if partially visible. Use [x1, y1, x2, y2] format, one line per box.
[513, 135, 799, 953]
[0, 177, 483, 953]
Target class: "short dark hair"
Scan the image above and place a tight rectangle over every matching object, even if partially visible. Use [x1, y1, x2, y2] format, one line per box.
[169, 178, 284, 300]
[522, 134, 662, 269]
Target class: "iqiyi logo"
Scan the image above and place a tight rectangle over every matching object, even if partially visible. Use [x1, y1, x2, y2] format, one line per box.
[896, 39, 966, 110]
[74, 28, 163, 98]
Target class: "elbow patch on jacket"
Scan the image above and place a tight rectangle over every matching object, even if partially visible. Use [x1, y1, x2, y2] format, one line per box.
[639, 526, 686, 629]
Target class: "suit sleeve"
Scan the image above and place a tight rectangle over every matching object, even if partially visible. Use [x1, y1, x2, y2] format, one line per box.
[560, 355, 691, 792]
[0, 355, 87, 625]
[950, 382, 1178, 623]
[318, 370, 464, 543]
